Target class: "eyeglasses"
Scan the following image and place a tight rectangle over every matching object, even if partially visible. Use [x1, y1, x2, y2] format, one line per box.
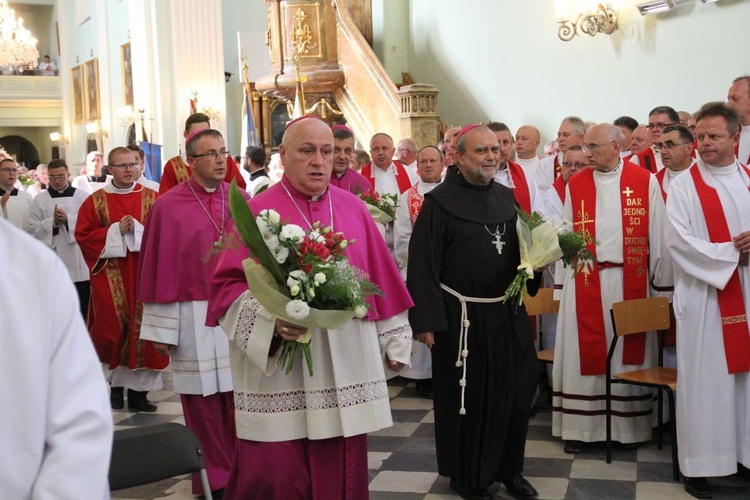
[561, 161, 588, 169]
[0, 167, 18, 174]
[582, 141, 615, 153]
[48, 174, 69, 181]
[656, 141, 691, 150]
[192, 149, 228, 160]
[646, 122, 676, 131]
[109, 163, 138, 169]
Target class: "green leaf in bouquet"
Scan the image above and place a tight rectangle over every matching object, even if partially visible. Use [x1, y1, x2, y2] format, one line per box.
[229, 181, 286, 286]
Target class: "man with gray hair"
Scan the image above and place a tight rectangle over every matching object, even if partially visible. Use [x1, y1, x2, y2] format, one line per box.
[553, 123, 673, 455]
[534, 116, 586, 193]
[727, 75, 750, 165]
[396, 137, 418, 174]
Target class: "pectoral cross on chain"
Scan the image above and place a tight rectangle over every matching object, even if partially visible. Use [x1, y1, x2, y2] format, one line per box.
[492, 233, 505, 255]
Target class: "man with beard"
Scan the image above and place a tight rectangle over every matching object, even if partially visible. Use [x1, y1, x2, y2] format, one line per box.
[408, 125, 539, 500]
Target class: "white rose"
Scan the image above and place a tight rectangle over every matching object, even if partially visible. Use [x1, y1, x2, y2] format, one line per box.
[354, 304, 368, 318]
[279, 224, 306, 242]
[272, 245, 289, 263]
[309, 230, 325, 243]
[256, 217, 272, 238]
[263, 232, 280, 250]
[267, 209, 281, 225]
[313, 272, 326, 285]
[384, 197, 395, 206]
[287, 270, 307, 287]
[286, 300, 310, 320]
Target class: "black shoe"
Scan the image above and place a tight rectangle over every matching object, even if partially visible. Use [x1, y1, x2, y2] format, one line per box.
[110, 387, 124, 410]
[500, 474, 538, 500]
[127, 390, 157, 412]
[737, 463, 750, 481]
[449, 479, 492, 500]
[564, 440, 589, 454]
[684, 477, 712, 499]
[415, 379, 434, 399]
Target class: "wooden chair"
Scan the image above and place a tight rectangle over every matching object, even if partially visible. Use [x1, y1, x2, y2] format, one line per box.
[524, 288, 559, 403]
[109, 423, 213, 498]
[524, 287, 559, 364]
[607, 296, 679, 481]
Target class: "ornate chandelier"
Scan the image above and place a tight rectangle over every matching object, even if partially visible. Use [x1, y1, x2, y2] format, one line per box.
[0, 0, 39, 69]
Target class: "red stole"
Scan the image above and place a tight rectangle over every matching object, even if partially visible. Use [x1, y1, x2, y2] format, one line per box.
[360, 161, 412, 194]
[554, 154, 562, 179]
[635, 148, 657, 172]
[552, 176, 567, 204]
[689, 164, 750, 374]
[405, 184, 424, 226]
[569, 162, 651, 375]
[508, 162, 531, 213]
[654, 168, 668, 201]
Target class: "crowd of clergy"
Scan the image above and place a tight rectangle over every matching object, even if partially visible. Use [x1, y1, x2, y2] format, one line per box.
[1, 75, 749, 500]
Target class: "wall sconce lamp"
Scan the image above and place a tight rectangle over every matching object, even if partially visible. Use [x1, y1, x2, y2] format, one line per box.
[49, 132, 67, 146]
[556, 2, 619, 42]
[118, 106, 136, 127]
[636, 0, 676, 15]
[86, 122, 108, 140]
[86, 122, 107, 153]
[49, 132, 68, 160]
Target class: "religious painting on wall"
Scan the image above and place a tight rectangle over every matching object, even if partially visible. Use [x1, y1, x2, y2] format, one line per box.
[71, 65, 85, 124]
[84, 58, 100, 121]
[121, 43, 133, 106]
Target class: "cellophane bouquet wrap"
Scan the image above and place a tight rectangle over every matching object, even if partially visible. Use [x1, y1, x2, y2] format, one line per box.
[230, 182, 383, 376]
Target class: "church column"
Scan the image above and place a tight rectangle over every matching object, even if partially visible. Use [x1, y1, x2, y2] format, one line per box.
[398, 84, 440, 148]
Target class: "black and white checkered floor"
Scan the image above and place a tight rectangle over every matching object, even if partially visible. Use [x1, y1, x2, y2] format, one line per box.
[111, 372, 750, 499]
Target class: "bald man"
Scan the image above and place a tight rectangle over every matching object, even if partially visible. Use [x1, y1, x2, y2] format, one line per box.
[514, 125, 542, 177]
[207, 116, 414, 499]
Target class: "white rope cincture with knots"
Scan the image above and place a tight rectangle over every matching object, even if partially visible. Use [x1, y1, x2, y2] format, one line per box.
[440, 283, 506, 415]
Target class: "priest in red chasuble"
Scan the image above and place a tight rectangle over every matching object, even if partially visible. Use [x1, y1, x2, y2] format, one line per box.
[552, 123, 673, 454]
[75, 147, 168, 412]
[160, 112, 247, 194]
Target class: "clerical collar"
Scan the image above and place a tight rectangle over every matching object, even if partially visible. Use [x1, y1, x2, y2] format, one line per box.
[281, 175, 328, 201]
[48, 184, 76, 198]
[0, 187, 18, 196]
[106, 180, 140, 194]
[250, 169, 269, 181]
[598, 159, 623, 175]
[187, 177, 221, 194]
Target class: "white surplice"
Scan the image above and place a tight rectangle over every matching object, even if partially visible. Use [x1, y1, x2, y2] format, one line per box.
[393, 180, 440, 276]
[494, 165, 547, 215]
[515, 155, 541, 177]
[220, 293, 412, 442]
[553, 163, 673, 444]
[0, 219, 112, 499]
[26, 188, 90, 282]
[2, 190, 33, 229]
[666, 159, 750, 477]
[141, 301, 232, 396]
[393, 180, 440, 380]
[534, 151, 563, 194]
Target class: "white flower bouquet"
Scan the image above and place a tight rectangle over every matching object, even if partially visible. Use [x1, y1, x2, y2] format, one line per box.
[504, 207, 593, 307]
[357, 189, 398, 224]
[230, 183, 383, 375]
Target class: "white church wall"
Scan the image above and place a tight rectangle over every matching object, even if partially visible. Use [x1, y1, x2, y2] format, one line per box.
[404, 0, 750, 144]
